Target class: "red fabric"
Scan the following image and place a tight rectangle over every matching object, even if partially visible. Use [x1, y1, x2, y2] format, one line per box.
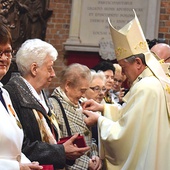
[66, 51, 130, 88]
[66, 51, 102, 69]
[41, 165, 54, 170]
[58, 135, 86, 147]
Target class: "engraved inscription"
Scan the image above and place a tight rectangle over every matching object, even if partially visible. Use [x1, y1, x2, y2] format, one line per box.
[80, 0, 148, 44]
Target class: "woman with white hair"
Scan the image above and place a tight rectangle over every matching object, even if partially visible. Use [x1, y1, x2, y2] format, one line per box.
[4, 39, 89, 169]
[84, 70, 106, 104]
[82, 70, 106, 155]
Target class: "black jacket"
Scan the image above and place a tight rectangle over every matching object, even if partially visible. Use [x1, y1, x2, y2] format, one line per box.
[4, 74, 66, 169]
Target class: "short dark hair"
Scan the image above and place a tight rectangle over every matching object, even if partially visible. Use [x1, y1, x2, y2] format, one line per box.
[92, 61, 115, 74]
[0, 23, 12, 45]
[125, 53, 146, 65]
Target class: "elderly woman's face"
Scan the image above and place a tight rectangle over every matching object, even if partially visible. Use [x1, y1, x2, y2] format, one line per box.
[35, 56, 55, 91]
[66, 78, 90, 105]
[104, 70, 114, 90]
[112, 72, 124, 92]
[0, 43, 12, 80]
[84, 77, 106, 103]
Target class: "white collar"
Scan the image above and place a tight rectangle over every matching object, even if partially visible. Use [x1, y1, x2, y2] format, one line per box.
[22, 78, 49, 113]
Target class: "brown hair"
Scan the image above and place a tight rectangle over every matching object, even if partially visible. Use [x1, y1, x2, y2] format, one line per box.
[60, 63, 91, 87]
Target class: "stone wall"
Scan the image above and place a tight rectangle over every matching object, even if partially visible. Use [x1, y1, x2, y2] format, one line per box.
[45, 0, 170, 94]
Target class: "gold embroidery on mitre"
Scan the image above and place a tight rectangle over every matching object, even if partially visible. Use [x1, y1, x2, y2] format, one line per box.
[134, 41, 147, 51]
[115, 47, 127, 57]
[159, 59, 165, 64]
[165, 84, 170, 94]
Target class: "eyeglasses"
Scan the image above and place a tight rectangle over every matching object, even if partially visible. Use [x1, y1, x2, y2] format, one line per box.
[0, 49, 13, 59]
[90, 86, 107, 93]
[113, 78, 123, 83]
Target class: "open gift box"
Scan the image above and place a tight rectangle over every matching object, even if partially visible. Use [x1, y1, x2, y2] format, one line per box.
[57, 134, 86, 148]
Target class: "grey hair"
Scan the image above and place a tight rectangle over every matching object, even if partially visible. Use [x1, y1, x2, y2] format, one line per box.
[16, 39, 58, 76]
[60, 63, 91, 87]
[124, 53, 146, 65]
[90, 70, 106, 83]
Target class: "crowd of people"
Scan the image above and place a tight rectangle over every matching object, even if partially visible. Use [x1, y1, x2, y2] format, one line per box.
[0, 10, 170, 170]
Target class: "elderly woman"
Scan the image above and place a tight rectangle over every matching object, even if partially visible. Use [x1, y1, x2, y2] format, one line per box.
[4, 39, 89, 169]
[82, 70, 106, 149]
[92, 61, 115, 104]
[49, 63, 102, 170]
[84, 70, 106, 104]
[111, 64, 127, 105]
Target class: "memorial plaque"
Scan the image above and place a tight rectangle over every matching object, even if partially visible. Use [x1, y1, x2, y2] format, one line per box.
[65, 0, 161, 56]
[80, 0, 147, 45]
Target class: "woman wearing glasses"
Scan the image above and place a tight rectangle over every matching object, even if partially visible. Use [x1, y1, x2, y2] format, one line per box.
[110, 64, 128, 106]
[84, 70, 106, 104]
[92, 61, 115, 104]
[83, 70, 106, 139]
[0, 23, 42, 169]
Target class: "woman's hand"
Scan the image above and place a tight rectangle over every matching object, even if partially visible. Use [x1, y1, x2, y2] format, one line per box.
[20, 161, 43, 170]
[63, 134, 90, 160]
[88, 156, 102, 170]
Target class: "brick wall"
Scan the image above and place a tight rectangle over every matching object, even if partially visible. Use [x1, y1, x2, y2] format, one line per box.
[159, 0, 170, 44]
[45, 0, 170, 94]
[45, 0, 72, 94]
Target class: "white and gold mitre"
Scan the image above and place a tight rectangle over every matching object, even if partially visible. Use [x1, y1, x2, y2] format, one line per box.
[108, 10, 170, 116]
[108, 11, 149, 60]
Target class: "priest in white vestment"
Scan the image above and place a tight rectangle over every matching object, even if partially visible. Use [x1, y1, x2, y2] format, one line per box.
[82, 11, 170, 170]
